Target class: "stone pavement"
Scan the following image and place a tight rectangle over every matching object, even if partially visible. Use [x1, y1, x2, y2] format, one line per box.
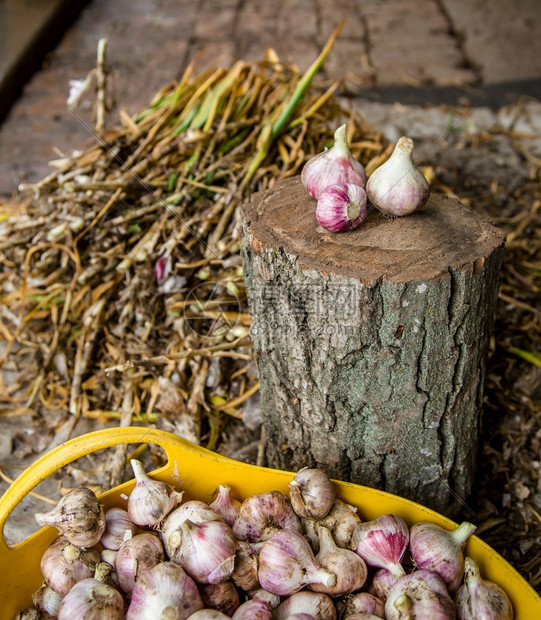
[0, 0, 540, 195]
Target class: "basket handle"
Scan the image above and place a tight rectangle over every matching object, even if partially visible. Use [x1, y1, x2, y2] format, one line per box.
[0, 427, 188, 536]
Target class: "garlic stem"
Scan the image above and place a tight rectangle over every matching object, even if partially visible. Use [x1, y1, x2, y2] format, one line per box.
[450, 521, 477, 546]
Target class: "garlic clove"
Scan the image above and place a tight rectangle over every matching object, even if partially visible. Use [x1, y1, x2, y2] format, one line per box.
[35, 487, 105, 548]
[127, 459, 182, 526]
[126, 561, 203, 620]
[288, 467, 336, 520]
[303, 499, 361, 552]
[209, 484, 241, 527]
[302, 124, 366, 199]
[315, 184, 367, 233]
[40, 535, 100, 596]
[231, 540, 261, 591]
[32, 583, 64, 617]
[342, 592, 385, 618]
[166, 519, 237, 585]
[274, 590, 337, 620]
[258, 528, 336, 596]
[101, 548, 118, 567]
[115, 532, 164, 593]
[350, 513, 409, 578]
[367, 568, 397, 602]
[231, 599, 273, 620]
[410, 520, 477, 593]
[245, 586, 281, 609]
[57, 578, 124, 620]
[310, 524, 367, 597]
[454, 556, 513, 620]
[365, 136, 430, 217]
[385, 569, 455, 620]
[232, 490, 302, 542]
[101, 506, 141, 550]
[200, 581, 241, 616]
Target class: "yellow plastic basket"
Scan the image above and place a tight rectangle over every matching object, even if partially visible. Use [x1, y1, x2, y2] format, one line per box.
[0, 427, 539, 619]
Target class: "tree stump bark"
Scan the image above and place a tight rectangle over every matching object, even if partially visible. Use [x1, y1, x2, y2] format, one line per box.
[241, 176, 505, 516]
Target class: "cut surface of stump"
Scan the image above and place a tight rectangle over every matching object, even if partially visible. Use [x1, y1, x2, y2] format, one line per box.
[241, 176, 505, 516]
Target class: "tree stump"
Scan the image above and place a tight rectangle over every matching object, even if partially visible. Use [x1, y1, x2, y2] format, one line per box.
[241, 176, 505, 516]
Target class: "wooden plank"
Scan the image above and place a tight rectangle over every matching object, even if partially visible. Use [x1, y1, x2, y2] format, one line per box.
[0, 0, 89, 122]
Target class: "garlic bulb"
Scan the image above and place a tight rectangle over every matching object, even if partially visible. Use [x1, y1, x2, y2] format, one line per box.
[310, 524, 367, 597]
[410, 520, 477, 593]
[365, 136, 430, 217]
[231, 599, 273, 620]
[343, 592, 385, 618]
[209, 485, 241, 527]
[316, 184, 367, 233]
[101, 507, 141, 550]
[302, 124, 366, 199]
[163, 500, 223, 530]
[454, 556, 513, 620]
[303, 499, 361, 552]
[35, 487, 105, 548]
[115, 532, 164, 593]
[126, 561, 203, 619]
[246, 586, 281, 609]
[350, 514, 409, 578]
[232, 491, 302, 542]
[187, 612, 230, 620]
[275, 591, 337, 620]
[385, 569, 455, 620]
[343, 614, 382, 619]
[57, 578, 124, 619]
[200, 581, 241, 616]
[258, 528, 336, 596]
[40, 535, 100, 595]
[367, 568, 397, 601]
[166, 519, 237, 584]
[32, 583, 64, 617]
[288, 467, 336, 520]
[127, 459, 182, 526]
[231, 540, 261, 591]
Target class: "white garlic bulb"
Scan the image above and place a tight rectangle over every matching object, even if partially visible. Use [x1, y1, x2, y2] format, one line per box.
[233, 491, 302, 543]
[126, 562, 203, 619]
[366, 136, 429, 217]
[115, 532, 164, 593]
[258, 529, 336, 596]
[127, 459, 182, 526]
[310, 524, 367, 597]
[454, 556, 513, 620]
[288, 468, 336, 520]
[166, 519, 237, 585]
[35, 487, 105, 548]
[57, 578, 124, 620]
[40, 535, 100, 595]
[385, 570, 455, 620]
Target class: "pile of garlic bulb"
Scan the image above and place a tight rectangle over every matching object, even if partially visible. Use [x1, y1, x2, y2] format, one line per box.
[17, 463, 514, 619]
[301, 125, 430, 233]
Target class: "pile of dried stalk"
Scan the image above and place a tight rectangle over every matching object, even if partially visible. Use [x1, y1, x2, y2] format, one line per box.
[0, 28, 385, 448]
[0, 33, 540, 589]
